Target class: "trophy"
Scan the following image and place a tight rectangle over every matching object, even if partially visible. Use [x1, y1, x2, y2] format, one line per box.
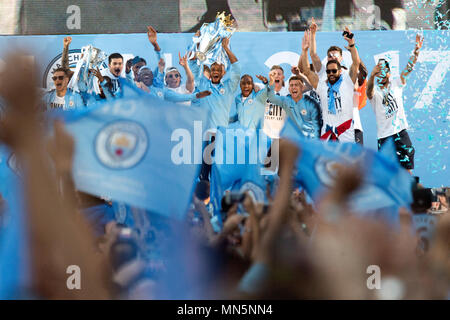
[189, 12, 236, 67]
[69, 45, 107, 94]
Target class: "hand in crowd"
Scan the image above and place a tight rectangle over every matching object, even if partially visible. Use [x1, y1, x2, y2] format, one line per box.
[309, 17, 318, 34]
[343, 26, 355, 48]
[0, 51, 111, 299]
[47, 120, 75, 175]
[0, 53, 41, 151]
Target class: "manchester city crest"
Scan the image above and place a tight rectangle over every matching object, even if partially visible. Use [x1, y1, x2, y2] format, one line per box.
[95, 121, 148, 169]
[314, 157, 343, 187]
[247, 98, 253, 105]
[219, 88, 225, 95]
[239, 181, 265, 203]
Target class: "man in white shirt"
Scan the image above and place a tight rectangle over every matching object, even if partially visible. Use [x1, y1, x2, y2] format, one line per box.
[308, 17, 366, 144]
[262, 65, 289, 139]
[301, 28, 361, 143]
[367, 34, 424, 172]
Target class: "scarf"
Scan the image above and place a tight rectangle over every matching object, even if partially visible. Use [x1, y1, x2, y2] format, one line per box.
[326, 75, 343, 114]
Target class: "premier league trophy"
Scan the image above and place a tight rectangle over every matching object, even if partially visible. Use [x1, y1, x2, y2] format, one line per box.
[189, 12, 236, 68]
[69, 45, 107, 94]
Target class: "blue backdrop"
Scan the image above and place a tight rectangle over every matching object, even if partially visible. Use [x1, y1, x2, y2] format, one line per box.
[0, 30, 448, 187]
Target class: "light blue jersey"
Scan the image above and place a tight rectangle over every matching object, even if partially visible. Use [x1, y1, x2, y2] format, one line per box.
[267, 84, 321, 139]
[191, 61, 241, 129]
[235, 88, 267, 129]
[42, 88, 89, 111]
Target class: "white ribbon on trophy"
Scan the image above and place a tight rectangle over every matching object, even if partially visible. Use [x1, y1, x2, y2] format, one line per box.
[68, 45, 107, 95]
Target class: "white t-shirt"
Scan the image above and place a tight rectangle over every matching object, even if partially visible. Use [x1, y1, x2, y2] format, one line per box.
[317, 72, 355, 142]
[369, 77, 408, 139]
[263, 85, 289, 139]
[50, 94, 66, 110]
[353, 89, 363, 131]
[168, 84, 191, 106]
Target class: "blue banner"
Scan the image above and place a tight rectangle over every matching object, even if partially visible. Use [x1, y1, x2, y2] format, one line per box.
[0, 148, 29, 299]
[57, 89, 208, 220]
[0, 30, 448, 187]
[281, 117, 413, 225]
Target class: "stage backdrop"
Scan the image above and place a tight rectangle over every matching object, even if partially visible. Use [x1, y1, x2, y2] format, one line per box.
[0, 30, 448, 187]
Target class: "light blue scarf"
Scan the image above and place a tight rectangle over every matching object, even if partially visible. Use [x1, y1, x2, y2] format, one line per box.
[327, 75, 343, 114]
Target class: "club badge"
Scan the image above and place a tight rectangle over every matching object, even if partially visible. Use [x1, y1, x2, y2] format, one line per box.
[314, 157, 342, 187]
[95, 121, 148, 169]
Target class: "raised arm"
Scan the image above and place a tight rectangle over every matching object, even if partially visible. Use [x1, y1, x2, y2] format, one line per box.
[309, 18, 322, 73]
[366, 64, 381, 100]
[343, 27, 360, 84]
[147, 25, 161, 53]
[179, 52, 195, 93]
[300, 31, 319, 89]
[222, 37, 237, 64]
[400, 34, 423, 85]
[164, 88, 211, 103]
[256, 139, 299, 264]
[222, 37, 241, 92]
[256, 74, 286, 108]
[62, 37, 74, 78]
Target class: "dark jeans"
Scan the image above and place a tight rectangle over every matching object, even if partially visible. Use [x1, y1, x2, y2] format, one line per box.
[355, 129, 364, 146]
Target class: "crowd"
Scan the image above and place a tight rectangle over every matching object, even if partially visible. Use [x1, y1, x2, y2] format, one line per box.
[0, 19, 448, 300]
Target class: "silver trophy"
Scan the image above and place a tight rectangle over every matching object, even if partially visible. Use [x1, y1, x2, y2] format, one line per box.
[80, 45, 107, 84]
[190, 12, 236, 66]
[69, 45, 107, 93]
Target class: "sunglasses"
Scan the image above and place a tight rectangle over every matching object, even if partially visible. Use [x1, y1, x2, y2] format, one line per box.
[52, 75, 65, 81]
[326, 69, 338, 74]
[167, 73, 180, 79]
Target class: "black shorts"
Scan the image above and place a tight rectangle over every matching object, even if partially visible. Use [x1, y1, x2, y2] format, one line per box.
[378, 129, 415, 170]
[355, 129, 364, 146]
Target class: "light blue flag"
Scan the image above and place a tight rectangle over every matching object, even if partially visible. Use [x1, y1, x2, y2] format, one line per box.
[52, 83, 209, 221]
[209, 164, 224, 225]
[0, 147, 29, 299]
[212, 124, 272, 209]
[281, 118, 413, 225]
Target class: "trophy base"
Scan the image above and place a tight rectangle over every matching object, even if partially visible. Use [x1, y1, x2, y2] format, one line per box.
[196, 52, 207, 61]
